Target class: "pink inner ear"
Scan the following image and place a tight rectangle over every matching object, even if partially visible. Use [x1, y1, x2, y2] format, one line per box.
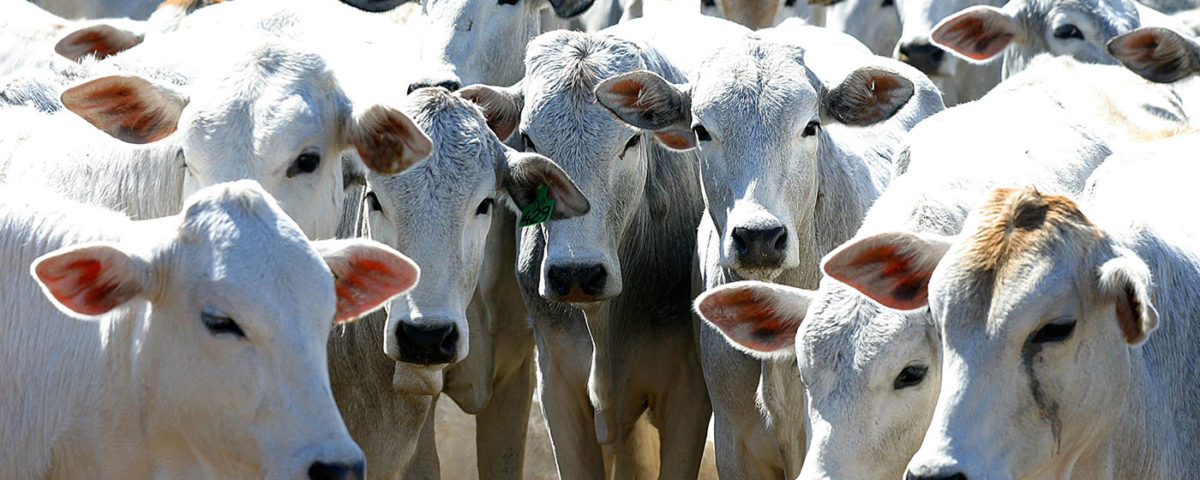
[700, 288, 799, 352]
[333, 257, 417, 324]
[933, 14, 1014, 61]
[827, 245, 932, 311]
[37, 258, 132, 315]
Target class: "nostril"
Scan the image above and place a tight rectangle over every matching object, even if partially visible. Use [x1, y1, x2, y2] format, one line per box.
[772, 227, 787, 252]
[438, 324, 458, 356]
[905, 471, 968, 480]
[731, 227, 749, 254]
[580, 264, 607, 296]
[395, 322, 457, 364]
[438, 80, 461, 92]
[407, 79, 460, 95]
[309, 461, 365, 480]
[547, 265, 571, 295]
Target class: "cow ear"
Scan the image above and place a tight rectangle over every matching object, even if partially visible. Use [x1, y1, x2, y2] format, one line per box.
[315, 239, 420, 324]
[931, 6, 1018, 63]
[61, 75, 187, 144]
[459, 83, 524, 142]
[823, 232, 952, 311]
[822, 66, 914, 126]
[501, 150, 590, 220]
[595, 71, 696, 151]
[55, 24, 143, 62]
[31, 243, 152, 319]
[546, 0, 595, 18]
[1098, 251, 1159, 345]
[347, 105, 433, 175]
[1107, 27, 1200, 84]
[695, 281, 814, 357]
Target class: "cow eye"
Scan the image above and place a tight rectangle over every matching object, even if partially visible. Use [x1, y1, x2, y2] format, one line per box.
[1052, 24, 1083, 40]
[287, 152, 321, 177]
[365, 191, 383, 212]
[784, 0, 796, 6]
[522, 133, 537, 152]
[624, 135, 641, 150]
[476, 198, 494, 215]
[498, 0, 518, 4]
[202, 308, 245, 338]
[802, 120, 821, 137]
[893, 364, 927, 390]
[1029, 318, 1076, 344]
[881, 0, 893, 6]
[693, 125, 712, 142]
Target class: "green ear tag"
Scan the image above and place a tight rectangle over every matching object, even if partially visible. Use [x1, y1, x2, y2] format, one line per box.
[519, 184, 556, 227]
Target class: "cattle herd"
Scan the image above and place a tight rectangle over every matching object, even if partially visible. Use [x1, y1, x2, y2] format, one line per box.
[2, 0, 1200, 478]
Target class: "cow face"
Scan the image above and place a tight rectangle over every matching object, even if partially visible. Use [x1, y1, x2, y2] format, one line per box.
[931, 0, 1140, 77]
[418, 0, 595, 87]
[32, 181, 418, 478]
[365, 88, 586, 369]
[60, 42, 431, 240]
[596, 37, 914, 282]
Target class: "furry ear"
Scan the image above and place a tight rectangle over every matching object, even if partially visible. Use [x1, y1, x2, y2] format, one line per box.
[314, 239, 420, 324]
[61, 75, 187, 144]
[695, 281, 814, 357]
[931, 6, 1019, 63]
[347, 105, 433, 175]
[32, 243, 153, 318]
[501, 150, 590, 220]
[823, 232, 953, 311]
[822, 66, 914, 126]
[594, 71, 696, 150]
[55, 24, 143, 62]
[1107, 27, 1200, 84]
[459, 83, 524, 142]
[1098, 252, 1159, 345]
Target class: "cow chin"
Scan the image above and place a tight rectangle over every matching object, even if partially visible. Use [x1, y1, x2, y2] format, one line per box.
[391, 362, 445, 396]
[735, 267, 783, 282]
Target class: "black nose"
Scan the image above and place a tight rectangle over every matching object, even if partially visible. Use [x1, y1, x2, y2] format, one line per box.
[395, 321, 458, 365]
[407, 79, 462, 95]
[546, 263, 608, 299]
[906, 472, 967, 480]
[309, 461, 365, 480]
[899, 41, 945, 75]
[731, 225, 787, 268]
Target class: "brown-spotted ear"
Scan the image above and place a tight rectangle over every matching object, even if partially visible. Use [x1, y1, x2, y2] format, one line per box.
[822, 66, 914, 126]
[501, 150, 590, 220]
[695, 281, 814, 357]
[822, 232, 952, 311]
[314, 239, 420, 324]
[55, 25, 143, 62]
[61, 75, 187, 144]
[1107, 27, 1200, 84]
[347, 105, 433, 175]
[595, 71, 696, 151]
[459, 83, 524, 142]
[1098, 252, 1159, 345]
[547, 0, 595, 18]
[931, 6, 1018, 63]
[32, 243, 152, 319]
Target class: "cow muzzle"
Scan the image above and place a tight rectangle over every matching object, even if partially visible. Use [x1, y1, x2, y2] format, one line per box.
[543, 262, 615, 303]
[392, 318, 461, 365]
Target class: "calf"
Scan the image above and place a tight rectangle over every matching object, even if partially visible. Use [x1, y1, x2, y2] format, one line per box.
[0, 35, 431, 239]
[0, 180, 418, 479]
[595, 24, 943, 478]
[328, 87, 588, 479]
[694, 56, 1186, 480]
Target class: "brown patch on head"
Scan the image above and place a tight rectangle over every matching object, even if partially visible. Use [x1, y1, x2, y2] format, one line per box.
[960, 187, 1099, 281]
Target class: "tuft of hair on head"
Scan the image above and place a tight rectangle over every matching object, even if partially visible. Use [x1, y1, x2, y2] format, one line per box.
[961, 187, 1097, 276]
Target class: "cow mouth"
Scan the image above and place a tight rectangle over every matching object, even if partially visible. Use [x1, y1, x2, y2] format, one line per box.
[391, 363, 444, 396]
[734, 267, 782, 282]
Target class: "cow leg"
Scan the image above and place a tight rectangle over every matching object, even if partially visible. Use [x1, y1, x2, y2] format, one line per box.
[651, 329, 711, 480]
[398, 394, 441, 480]
[701, 322, 785, 479]
[475, 351, 535, 478]
[534, 319, 606, 480]
[610, 412, 660, 480]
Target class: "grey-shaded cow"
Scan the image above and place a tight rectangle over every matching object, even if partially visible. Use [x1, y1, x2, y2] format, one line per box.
[595, 23, 944, 478]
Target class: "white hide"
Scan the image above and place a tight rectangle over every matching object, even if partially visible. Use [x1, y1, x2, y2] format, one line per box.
[0, 181, 418, 479]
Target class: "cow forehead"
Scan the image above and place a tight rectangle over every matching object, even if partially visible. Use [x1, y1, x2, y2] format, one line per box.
[693, 39, 817, 129]
[1022, 0, 1138, 32]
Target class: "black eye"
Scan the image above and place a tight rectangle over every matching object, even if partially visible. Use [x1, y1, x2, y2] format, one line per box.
[881, 0, 893, 6]
[476, 198, 494, 215]
[202, 310, 245, 338]
[784, 0, 796, 6]
[1053, 24, 1083, 40]
[802, 121, 821, 137]
[624, 135, 641, 150]
[693, 125, 711, 142]
[365, 191, 383, 212]
[287, 152, 321, 177]
[701, 0, 714, 6]
[522, 133, 537, 152]
[1029, 319, 1076, 344]
[893, 364, 928, 390]
[498, 0, 518, 4]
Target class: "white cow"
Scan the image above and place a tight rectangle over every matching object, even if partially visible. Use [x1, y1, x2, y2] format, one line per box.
[694, 56, 1187, 480]
[822, 0, 903, 57]
[0, 35, 432, 239]
[851, 152, 1200, 478]
[929, 0, 1184, 82]
[0, 180, 419, 479]
[595, 23, 943, 478]
[327, 87, 589, 479]
[889, 0, 1005, 105]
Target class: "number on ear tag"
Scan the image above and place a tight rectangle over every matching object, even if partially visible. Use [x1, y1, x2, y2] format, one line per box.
[519, 184, 556, 227]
